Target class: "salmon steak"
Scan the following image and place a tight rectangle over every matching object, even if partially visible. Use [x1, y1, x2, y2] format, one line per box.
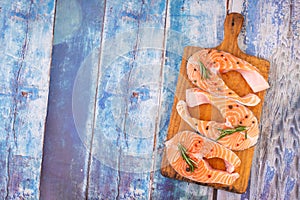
[186, 49, 269, 106]
[176, 88, 259, 151]
[165, 131, 241, 185]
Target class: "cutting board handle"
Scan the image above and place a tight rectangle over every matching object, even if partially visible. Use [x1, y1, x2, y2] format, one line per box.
[217, 13, 244, 54]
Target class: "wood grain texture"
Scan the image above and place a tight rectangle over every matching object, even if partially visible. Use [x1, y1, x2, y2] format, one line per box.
[217, 0, 300, 199]
[0, 0, 56, 199]
[86, 0, 168, 199]
[244, 1, 300, 200]
[151, 0, 226, 199]
[34, 0, 299, 199]
[40, 0, 105, 199]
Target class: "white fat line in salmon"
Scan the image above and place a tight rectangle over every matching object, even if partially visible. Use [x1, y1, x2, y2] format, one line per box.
[165, 131, 241, 185]
[177, 89, 259, 151]
[186, 49, 269, 106]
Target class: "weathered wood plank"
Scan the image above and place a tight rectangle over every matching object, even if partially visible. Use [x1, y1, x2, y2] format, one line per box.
[0, 0, 56, 199]
[151, 0, 227, 199]
[37, 0, 299, 199]
[39, 0, 105, 199]
[86, 0, 168, 198]
[218, 0, 300, 199]
[244, 0, 300, 199]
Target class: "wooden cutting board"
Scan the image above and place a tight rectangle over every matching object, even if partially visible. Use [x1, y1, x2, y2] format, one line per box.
[160, 13, 270, 193]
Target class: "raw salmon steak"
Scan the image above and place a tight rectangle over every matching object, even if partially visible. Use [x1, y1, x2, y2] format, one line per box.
[165, 131, 241, 185]
[186, 49, 269, 106]
[176, 88, 259, 150]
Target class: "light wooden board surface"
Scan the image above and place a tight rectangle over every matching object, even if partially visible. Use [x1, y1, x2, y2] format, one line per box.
[160, 15, 270, 191]
[0, 0, 298, 199]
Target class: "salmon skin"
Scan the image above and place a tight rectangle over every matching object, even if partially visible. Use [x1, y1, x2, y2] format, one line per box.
[165, 131, 241, 185]
[177, 88, 259, 151]
[186, 49, 269, 106]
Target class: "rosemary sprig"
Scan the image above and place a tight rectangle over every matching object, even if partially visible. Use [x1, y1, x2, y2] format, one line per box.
[178, 143, 198, 172]
[199, 61, 211, 79]
[216, 126, 248, 141]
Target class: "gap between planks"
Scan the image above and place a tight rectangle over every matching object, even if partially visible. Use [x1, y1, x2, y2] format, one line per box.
[85, 0, 108, 199]
[148, 0, 170, 199]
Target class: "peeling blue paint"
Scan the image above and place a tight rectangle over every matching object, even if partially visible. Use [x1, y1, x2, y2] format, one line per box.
[98, 91, 112, 109]
[271, 1, 285, 30]
[283, 148, 294, 176]
[284, 177, 295, 200]
[10, 11, 29, 20]
[135, 86, 150, 101]
[9, 2, 33, 21]
[121, 10, 147, 21]
[260, 164, 275, 200]
[242, 1, 259, 55]
[130, 85, 151, 109]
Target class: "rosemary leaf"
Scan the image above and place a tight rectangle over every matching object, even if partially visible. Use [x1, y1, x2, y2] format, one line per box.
[216, 126, 248, 141]
[178, 143, 198, 172]
[199, 61, 211, 79]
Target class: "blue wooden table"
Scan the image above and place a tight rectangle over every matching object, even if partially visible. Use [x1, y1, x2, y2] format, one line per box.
[0, 0, 299, 199]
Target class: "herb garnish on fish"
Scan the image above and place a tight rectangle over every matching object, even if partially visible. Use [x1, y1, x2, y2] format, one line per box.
[178, 143, 198, 172]
[199, 61, 211, 79]
[217, 126, 248, 140]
